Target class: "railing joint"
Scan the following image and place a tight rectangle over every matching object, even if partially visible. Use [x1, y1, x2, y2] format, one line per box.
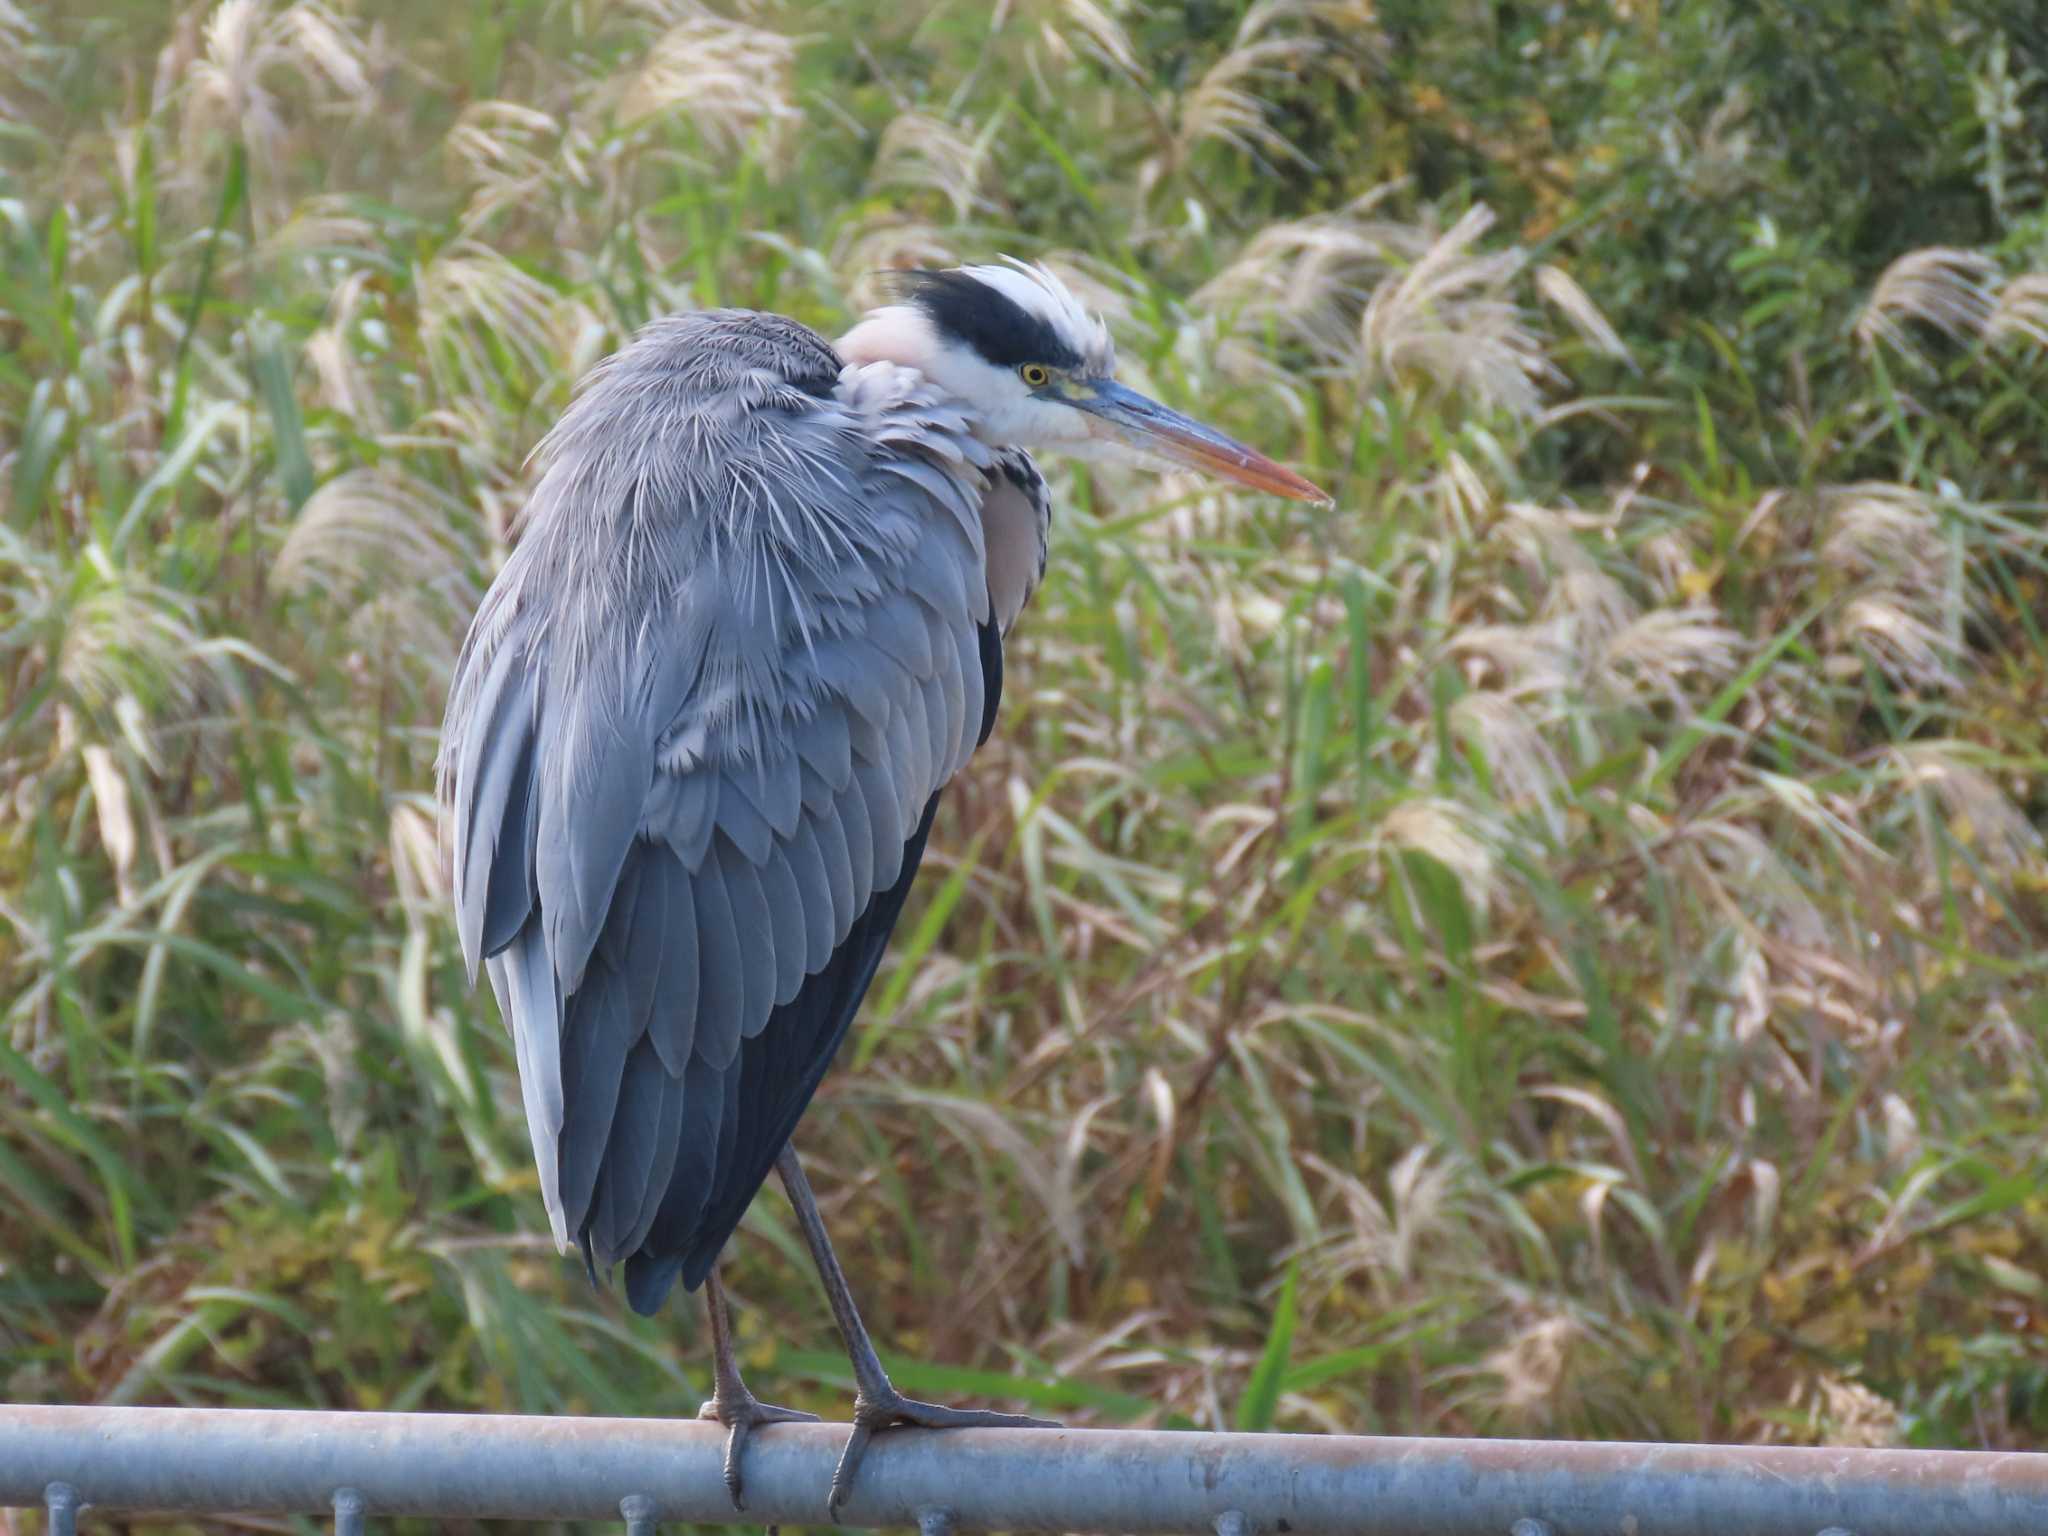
[44, 1481, 80, 1536]
[620, 1492, 658, 1536]
[333, 1485, 366, 1536]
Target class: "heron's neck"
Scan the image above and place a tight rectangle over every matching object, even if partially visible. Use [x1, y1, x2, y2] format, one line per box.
[836, 306, 940, 372]
[837, 307, 1027, 444]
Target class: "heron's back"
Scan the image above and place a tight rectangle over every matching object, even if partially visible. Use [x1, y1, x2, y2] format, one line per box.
[438, 308, 1010, 1309]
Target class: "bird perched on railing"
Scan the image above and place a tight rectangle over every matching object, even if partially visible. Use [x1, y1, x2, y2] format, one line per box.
[438, 259, 1328, 1516]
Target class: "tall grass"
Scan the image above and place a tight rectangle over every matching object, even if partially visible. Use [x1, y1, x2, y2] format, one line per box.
[3, 0, 2047, 1495]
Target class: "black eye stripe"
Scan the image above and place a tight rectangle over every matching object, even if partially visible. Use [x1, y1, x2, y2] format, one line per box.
[890, 269, 1084, 372]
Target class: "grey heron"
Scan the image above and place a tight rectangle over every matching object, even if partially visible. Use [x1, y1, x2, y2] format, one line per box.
[438, 259, 1328, 1514]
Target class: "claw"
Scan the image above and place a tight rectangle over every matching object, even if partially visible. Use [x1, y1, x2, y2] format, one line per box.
[825, 1387, 1059, 1517]
[698, 1390, 821, 1510]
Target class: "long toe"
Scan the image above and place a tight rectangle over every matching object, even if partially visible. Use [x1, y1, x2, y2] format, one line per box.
[697, 1394, 821, 1510]
[827, 1388, 1060, 1515]
[869, 1397, 1060, 1432]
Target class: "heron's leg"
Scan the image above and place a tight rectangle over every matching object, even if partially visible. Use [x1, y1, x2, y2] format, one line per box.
[774, 1143, 1060, 1517]
[695, 1266, 820, 1510]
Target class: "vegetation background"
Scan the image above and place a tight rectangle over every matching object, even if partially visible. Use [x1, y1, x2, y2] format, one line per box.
[5, 0, 2048, 1520]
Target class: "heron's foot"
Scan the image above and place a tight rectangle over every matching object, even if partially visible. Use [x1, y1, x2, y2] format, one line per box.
[698, 1388, 820, 1511]
[827, 1386, 1059, 1517]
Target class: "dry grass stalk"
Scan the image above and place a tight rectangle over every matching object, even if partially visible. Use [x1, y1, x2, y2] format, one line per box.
[1854, 246, 2001, 366]
[1361, 206, 1558, 418]
[617, 13, 800, 160]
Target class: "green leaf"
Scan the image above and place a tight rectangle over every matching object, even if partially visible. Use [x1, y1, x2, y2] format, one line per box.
[1649, 603, 1825, 790]
[854, 825, 989, 1069]
[167, 140, 246, 439]
[1234, 1259, 1300, 1432]
[253, 320, 314, 513]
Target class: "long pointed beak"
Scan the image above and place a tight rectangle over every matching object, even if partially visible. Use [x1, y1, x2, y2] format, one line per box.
[1069, 380, 1331, 504]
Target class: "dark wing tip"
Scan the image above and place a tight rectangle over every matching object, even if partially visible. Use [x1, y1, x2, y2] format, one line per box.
[624, 1251, 687, 1313]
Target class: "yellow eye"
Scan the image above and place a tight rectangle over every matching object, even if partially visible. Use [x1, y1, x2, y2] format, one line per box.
[1020, 363, 1051, 388]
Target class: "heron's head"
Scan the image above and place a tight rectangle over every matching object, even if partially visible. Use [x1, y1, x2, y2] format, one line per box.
[838, 259, 1329, 503]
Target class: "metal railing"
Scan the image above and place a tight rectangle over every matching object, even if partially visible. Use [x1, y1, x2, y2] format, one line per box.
[4, 1406, 2047, 1533]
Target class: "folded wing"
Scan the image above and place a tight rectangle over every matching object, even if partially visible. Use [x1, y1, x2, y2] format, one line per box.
[439, 313, 1006, 1310]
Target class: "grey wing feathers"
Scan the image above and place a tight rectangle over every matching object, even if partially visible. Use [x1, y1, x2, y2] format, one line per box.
[438, 311, 1007, 1295]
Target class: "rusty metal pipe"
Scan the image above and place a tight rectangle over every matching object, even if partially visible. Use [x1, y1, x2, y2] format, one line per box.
[3, 1406, 2046, 1534]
